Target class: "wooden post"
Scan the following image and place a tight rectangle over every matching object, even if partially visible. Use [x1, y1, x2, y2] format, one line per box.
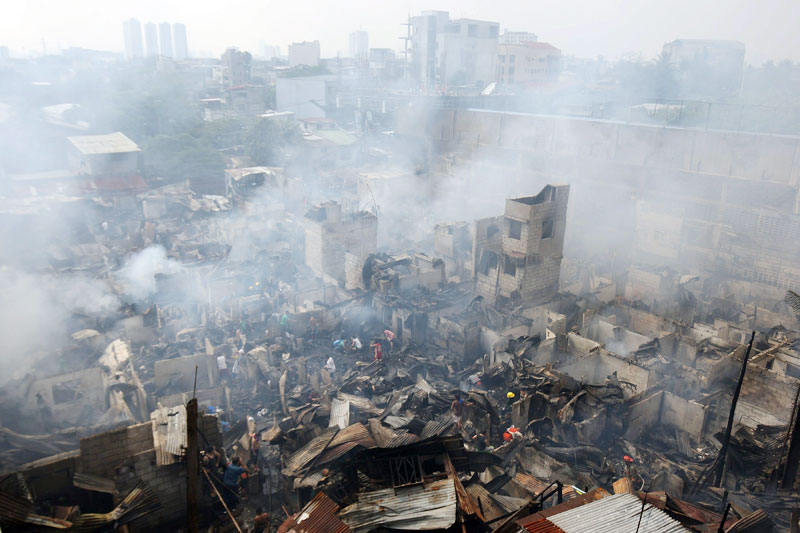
[714, 331, 755, 487]
[186, 398, 199, 533]
[782, 384, 800, 488]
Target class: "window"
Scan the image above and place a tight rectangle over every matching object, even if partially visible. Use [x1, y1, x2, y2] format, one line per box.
[489, 26, 499, 38]
[509, 55, 516, 63]
[508, 219, 522, 240]
[499, 55, 506, 63]
[487, 225, 499, 238]
[541, 219, 554, 239]
[504, 257, 516, 276]
[468, 24, 478, 37]
[508, 66, 515, 75]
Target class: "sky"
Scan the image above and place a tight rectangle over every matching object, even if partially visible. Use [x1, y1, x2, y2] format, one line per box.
[2, 0, 799, 64]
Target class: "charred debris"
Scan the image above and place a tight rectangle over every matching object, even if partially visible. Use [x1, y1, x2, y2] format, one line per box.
[0, 135, 799, 533]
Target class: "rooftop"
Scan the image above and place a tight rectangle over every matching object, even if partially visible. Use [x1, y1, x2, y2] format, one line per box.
[67, 132, 141, 155]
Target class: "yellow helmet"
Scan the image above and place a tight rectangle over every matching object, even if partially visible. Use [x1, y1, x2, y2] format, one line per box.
[506, 392, 515, 399]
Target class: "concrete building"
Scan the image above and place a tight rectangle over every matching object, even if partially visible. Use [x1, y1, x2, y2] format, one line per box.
[122, 18, 143, 60]
[497, 42, 562, 86]
[410, 10, 499, 90]
[144, 22, 158, 57]
[288, 40, 321, 67]
[304, 201, 377, 284]
[276, 75, 337, 118]
[172, 23, 188, 60]
[260, 43, 281, 60]
[500, 31, 538, 45]
[218, 48, 251, 86]
[158, 22, 173, 58]
[67, 132, 142, 177]
[474, 185, 570, 306]
[349, 31, 368, 63]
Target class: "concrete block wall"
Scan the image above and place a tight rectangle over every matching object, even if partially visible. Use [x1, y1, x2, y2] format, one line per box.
[739, 365, 800, 426]
[304, 213, 377, 283]
[115, 451, 186, 531]
[345, 252, 365, 290]
[79, 422, 154, 479]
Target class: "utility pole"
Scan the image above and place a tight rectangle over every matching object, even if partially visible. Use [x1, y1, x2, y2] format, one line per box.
[714, 331, 755, 487]
[186, 397, 199, 533]
[781, 383, 800, 488]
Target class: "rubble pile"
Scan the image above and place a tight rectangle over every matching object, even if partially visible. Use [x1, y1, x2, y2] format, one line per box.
[0, 146, 799, 532]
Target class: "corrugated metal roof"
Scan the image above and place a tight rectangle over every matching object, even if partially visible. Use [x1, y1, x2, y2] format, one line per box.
[517, 488, 610, 529]
[420, 414, 457, 439]
[67, 132, 140, 155]
[150, 404, 187, 467]
[514, 472, 550, 496]
[277, 491, 349, 533]
[547, 493, 689, 533]
[284, 430, 338, 476]
[329, 398, 350, 430]
[330, 423, 371, 447]
[386, 432, 421, 448]
[339, 478, 457, 533]
[524, 521, 566, 533]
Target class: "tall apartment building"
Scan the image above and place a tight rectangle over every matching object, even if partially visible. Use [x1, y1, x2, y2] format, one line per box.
[288, 41, 321, 67]
[172, 23, 188, 60]
[409, 10, 499, 89]
[122, 19, 143, 59]
[158, 22, 173, 57]
[349, 31, 368, 63]
[474, 185, 570, 306]
[144, 23, 159, 57]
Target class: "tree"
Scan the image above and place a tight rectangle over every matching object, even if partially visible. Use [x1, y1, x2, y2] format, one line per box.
[243, 118, 302, 166]
[141, 133, 225, 183]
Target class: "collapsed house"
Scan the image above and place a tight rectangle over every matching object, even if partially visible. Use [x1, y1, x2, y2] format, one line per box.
[1, 145, 799, 533]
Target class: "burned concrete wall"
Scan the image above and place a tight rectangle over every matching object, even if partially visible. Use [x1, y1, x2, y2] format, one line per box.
[474, 185, 569, 306]
[304, 201, 377, 283]
[737, 365, 800, 428]
[414, 108, 800, 294]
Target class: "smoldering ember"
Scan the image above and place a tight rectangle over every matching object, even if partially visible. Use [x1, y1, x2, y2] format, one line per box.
[2, 13, 800, 533]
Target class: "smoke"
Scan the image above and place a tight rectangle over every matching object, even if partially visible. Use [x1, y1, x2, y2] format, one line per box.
[0, 268, 120, 383]
[118, 245, 184, 301]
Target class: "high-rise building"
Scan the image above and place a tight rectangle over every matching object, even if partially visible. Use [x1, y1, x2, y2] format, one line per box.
[122, 18, 143, 59]
[172, 23, 188, 59]
[288, 41, 320, 67]
[409, 11, 499, 90]
[144, 22, 158, 57]
[158, 22, 173, 57]
[348, 31, 368, 63]
[220, 48, 251, 86]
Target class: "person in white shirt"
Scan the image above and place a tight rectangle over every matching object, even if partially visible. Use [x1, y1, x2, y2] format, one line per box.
[324, 356, 336, 374]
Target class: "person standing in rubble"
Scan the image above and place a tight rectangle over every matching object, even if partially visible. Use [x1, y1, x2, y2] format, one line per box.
[384, 329, 396, 351]
[324, 355, 336, 375]
[451, 393, 465, 428]
[223, 456, 250, 504]
[371, 339, 383, 361]
[280, 313, 289, 335]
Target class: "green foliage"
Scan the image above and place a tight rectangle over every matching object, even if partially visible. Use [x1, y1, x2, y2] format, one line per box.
[141, 133, 225, 182]
[243, 118, 302, 166]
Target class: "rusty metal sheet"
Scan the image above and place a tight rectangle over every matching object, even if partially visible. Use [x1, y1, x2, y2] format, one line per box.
[339, 478, 457, 533]
[277, 491, 349, 533]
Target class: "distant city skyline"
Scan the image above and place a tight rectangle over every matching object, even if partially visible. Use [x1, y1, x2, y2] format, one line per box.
[2, 0, 800, 63]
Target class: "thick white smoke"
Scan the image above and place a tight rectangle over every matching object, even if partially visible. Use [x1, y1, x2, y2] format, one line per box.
[118, 245, 184, 301]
